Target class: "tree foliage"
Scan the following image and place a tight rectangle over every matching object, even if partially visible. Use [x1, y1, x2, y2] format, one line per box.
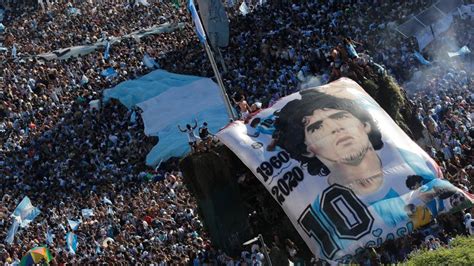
[407, 236, 474, 265]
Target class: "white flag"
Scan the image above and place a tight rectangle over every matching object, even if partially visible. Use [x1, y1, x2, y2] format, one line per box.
[12, 44, 17, 59]
[239, 1, 249, 16]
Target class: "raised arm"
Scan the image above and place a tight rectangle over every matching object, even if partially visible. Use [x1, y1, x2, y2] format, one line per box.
[352, 39, 363, 46]
[246, 101, 252, 111]
[177, 125, 186, 132]
[231, 96, 238, 105]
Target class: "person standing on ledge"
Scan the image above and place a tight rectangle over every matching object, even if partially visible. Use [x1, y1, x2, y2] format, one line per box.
[178, 119, 200, 153]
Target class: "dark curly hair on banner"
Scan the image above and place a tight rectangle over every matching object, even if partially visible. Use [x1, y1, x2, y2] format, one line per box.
[275, 89, 383, 176]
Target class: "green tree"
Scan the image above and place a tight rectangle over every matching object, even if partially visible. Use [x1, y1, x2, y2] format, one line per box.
[407, 236, 474, 265]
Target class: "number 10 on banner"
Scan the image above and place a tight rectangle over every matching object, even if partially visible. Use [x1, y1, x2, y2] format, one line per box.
[297, 185, 374, 259]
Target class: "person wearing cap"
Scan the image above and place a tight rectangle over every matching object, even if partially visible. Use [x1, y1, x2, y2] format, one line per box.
[250, 101, 262, 113]
[198, 122, 214, 152]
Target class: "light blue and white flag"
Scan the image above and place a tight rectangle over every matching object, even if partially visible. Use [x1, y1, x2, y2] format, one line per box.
[101, 67, 117, 79]
[103, 197, 113, 205]
[104, 41, 110, 60]
[66, 232, 78, 254]
[103, 70, 229, 166]
[188, 0, 207, 43]
[239, 1, 249, 16]
[81, 208, 94, 219]
[135, 0, 150, 7]
[67, 219, 81, 231]
[5, 220, 20, 244]
[81, 74, 89, 85]
[130, 110, 137, 124]
[12, 44, 17, 59]
[0, 23, 4, 32]
[68, 7, 81, 15]
[45, 229, 54, 245]
[143, 53, 159, 69]
[12, 196, 41, 228]
[413, 51, 430, 65]
[448, 46, 471, 58]
[0, 8, 5, 22]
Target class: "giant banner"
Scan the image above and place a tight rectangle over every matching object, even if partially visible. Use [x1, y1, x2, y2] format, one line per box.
[217, 78, 473, 262]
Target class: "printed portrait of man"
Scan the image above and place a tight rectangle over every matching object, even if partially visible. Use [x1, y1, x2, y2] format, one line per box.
[275, 89, 384, 196]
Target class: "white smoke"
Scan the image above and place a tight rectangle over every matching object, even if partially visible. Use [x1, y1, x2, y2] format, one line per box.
[298, 74, 329, 91]
[402, 17, 473, 95]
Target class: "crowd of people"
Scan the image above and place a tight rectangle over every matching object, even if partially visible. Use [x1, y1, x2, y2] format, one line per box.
[0, 0, 472, 264]
[0, 1, 222, 264]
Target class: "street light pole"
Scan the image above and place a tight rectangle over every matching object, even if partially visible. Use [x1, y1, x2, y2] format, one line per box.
[243, 234, 273, 266]
[258, 234, 273, 266]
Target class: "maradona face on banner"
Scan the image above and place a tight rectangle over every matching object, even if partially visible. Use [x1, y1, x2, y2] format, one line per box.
[216, 78, 473, 262]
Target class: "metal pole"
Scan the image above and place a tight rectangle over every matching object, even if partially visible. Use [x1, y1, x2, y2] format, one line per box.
[414, 17, 427, 27]
[433, 5, 446, 16]
[216, 47, 228, 73]
[203, 40, 236, 120]
[394, 27, 409, 39]
[258, 234, 273, 266]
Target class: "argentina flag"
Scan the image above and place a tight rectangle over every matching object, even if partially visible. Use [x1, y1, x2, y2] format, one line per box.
[5, 220, 20, 244]
[448, 46, 471, 57]
[46, 229, 54, 245]
[67, 7, 81, 15]
[12, 44, 17, 59]
[67, 219, 81, 231]
[103, 70, 230, 166]
[188, 0, 207, 43]
[239, 1, 249, 16]
[12, 196, 41, 228]
[143, 53, 159, 69]
[413, 51, 430, 65]
[104, 41, 111, 60]
[81, 208, 94, 219]
[5, 196, 41, 244]
[66, 232, 78, 254]
[101, 67, 118, 79]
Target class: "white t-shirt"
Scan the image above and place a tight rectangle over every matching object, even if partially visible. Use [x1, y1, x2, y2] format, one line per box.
[251, 243, 260, 253]
[466, 218, 474, 235]
[185, 128, 198, 142]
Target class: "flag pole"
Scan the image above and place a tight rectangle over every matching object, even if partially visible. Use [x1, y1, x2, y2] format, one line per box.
[188, 0, 236, 121]
[202, 41, 236, 121]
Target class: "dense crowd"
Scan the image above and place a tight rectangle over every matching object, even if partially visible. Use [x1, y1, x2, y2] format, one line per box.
[0, 1, 220, 265]
[0, 0, 473, 265]
[2, 1, 176, 54]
